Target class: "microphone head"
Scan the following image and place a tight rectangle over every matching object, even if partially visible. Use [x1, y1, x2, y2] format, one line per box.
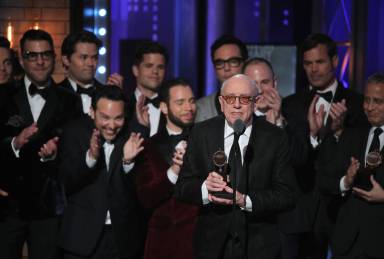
[233, 119, 245, 135]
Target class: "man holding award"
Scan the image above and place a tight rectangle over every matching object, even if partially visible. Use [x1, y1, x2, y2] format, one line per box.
[175, 74, 296, 259]
[317, 72, 384, 258]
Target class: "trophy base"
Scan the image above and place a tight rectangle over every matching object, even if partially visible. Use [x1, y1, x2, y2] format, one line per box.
[210, 191, 233, 200]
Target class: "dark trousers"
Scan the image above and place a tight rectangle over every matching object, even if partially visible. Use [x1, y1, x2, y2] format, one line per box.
[0, 215, 60, 259]
[63, 225, 135, 259]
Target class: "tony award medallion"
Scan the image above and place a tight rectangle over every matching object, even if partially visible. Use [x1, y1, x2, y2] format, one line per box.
[211, 150, 232, 199]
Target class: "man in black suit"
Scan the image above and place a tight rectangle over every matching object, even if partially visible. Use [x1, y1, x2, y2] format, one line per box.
[318, 72, 384, 259]
[126, 41, 168, 136]
[58, 86, 145, 259]
[135, 78, 198, 259]
[175, 74, 296, 259]
[281, 33, 368, 258]
[0, 29, 81, 259]
[59, 31, 124, 115]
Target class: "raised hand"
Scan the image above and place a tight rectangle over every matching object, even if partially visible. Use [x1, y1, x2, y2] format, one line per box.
[329, 99, 347, 136]
[122, 132, 144, 163]
[353, 175, 384, 202]
[308, 95, 325, 137]
[170, 140, 187, 175]
[106, 73, 124, 89]
[344, 157, 360, 189]
[89, 129, 101, 160]
[136, 95, 149, 127]
[14, 123, 38, 150]
[38, 136, 59, 159]
[0, 188, 8, 197]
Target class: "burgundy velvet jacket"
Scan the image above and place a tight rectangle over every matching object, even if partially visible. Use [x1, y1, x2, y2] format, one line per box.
[135, 128, 199, 259]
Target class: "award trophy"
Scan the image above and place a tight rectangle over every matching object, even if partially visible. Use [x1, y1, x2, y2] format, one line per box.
[210, 150, 232, 199]
[355, 151, 382, 191]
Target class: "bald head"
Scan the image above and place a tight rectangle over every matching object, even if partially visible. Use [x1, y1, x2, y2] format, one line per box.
[221, 74, 259, 96]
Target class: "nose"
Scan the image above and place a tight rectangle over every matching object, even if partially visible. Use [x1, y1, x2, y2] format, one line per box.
[223, 61, 231, 71]
[311, 63, 318, 73]
[86, 58, 96, 67]
[0, 62, 4, 71]
[36, 54, 44, 65]
[233, 97, 241, 108]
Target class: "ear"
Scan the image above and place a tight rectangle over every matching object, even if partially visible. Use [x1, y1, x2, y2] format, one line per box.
[62, 55, 70, 68]
[18, 51, 25, 69]
[132, 65, 139, 78]
[273, 77, 278, 89]
[160, 101, 168, 115]
[332, 55, 339, 69]
[218, 95, 225, 113]
[90, 107, 95, 120]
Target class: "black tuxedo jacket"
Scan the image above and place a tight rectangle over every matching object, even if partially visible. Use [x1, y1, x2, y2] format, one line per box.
[175, 115, 296, 259]
[280, 82, 368, 233]
[58, 116, 144, 258]
[318, 126, 384, 258]
[0, 79, 81, 219]
[58, 77, 104, 93]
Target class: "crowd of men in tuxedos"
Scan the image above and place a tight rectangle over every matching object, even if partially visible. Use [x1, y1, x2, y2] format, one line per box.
[0, 27, 383, 259]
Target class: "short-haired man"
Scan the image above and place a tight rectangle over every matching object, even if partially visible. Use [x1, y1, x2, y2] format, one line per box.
[243, 57, 285, 127]
[58, 86, 145, 259]
[135, 78, 198, 259]
[59, 30, 124, 115]
[281, 33, 368, 258]
[0, 36, 14, 85]
[0, 29, 81, 259]
[318, 72, 384, 259]
[127, 40, 168, 137]
[176, 74, 295, 258]
[195, 35, 248, 122]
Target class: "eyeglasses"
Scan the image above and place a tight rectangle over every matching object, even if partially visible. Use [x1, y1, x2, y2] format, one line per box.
[364, 96, 384, 106]
[22, 51, 55, 61]
[213, 57, 243, 69]
[221, 95, 256, 105]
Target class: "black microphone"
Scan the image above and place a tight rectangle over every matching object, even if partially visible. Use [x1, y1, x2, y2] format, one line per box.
[233, 119, 245, 136]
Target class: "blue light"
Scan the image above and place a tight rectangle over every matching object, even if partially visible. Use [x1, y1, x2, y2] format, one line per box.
[283, 9, 289, 16]
[152, 34, 158, 41]
[143, 5, 149, 12]
[98, 27, 106, 36]
[283, 19, 289, 26]
[99, 8, 107, 17]
[84, 8, 93, 17]
[99, 47, 106, 55]
[97, 66, 106, 74]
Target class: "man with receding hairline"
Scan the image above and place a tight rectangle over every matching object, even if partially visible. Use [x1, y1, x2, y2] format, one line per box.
[176, 74, 295, 259]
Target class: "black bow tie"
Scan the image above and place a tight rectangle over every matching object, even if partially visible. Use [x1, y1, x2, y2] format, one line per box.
[28, 84, 49, 99]
[315, 91, 333, 103]
[144, 97, 160, 108]
[169, 129, 189, 145]
[77, 85, 96, 97]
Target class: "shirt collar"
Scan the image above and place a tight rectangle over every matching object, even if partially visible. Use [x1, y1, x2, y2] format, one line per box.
[224, 119, 252, 139]
[68, 77, 93, 92]
[134, 88, 158, 101]
[166, 126, 182, 136]
[369, 125, 384, 135]
[310, 79, 338, 96]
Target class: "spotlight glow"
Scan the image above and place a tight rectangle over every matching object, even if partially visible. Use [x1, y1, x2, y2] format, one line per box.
[98, 27, 106, 36]
[99, 9, 107, 17]
[97, 66, 106, 74]
[99, 47, 106, 55]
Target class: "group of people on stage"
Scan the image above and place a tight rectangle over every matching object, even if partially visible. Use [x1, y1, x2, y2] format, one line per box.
[0, 27, 383, 259]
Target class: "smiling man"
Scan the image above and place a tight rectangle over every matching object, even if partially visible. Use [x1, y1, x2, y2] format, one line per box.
[176, 74, 295, 259]
[58, 86, 145, 259]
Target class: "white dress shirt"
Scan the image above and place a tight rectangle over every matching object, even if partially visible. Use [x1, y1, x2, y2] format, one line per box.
[201, 120, 253, 211]
[135, 88, 161, 137]
[68, 78, 93, 115]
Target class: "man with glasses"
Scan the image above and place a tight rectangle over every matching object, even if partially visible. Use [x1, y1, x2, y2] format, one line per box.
[0, 29, 81, 259]
[195, 35, 248, 122]
[176, 74, 295, 259]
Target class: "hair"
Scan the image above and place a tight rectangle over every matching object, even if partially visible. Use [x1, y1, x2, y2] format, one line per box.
[61, 31, 102, 58]
[221, 74, 258, 96]
[91, 85, 126, 110]
[210, 35, 248, 62]
[0, 36, 11, 48]
[159, 77, 191, 103]
[366, 72, 384, 85]
[300, 33, 337, 60]
[133, 40, 168, 66]
[20, 29, 54, 53]
[243, 57, 275, 77]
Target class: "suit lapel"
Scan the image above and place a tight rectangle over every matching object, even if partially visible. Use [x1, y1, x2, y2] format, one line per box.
[210, 116, 225, 154]
[13, 83, 34, 125]
[37, 87, 58, 130]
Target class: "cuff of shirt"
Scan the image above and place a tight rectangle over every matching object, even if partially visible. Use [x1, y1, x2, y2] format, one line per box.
[122, 162, 134, 174]
[167, 167, 178, 184]
[310, 135, 319, 148]
[340, 176, 350, 195]
[240, 195, 252, 212]
[40, 152, 57, 162]
[11, 137, 20, 158]
[201, 181, 210, 205]
[86, 150, 97, 168]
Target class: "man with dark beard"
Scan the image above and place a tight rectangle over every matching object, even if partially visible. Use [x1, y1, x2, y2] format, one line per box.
[135, 78, 199, 259]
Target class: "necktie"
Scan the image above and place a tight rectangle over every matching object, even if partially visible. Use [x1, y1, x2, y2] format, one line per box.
[369, 128, 383, 152]
[77, 85, 95, 97]
[29, 84, 49, 99]
[316, 91, 333, 103]
[145, 97, 160, 108]
[228, 133, 242, 188]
